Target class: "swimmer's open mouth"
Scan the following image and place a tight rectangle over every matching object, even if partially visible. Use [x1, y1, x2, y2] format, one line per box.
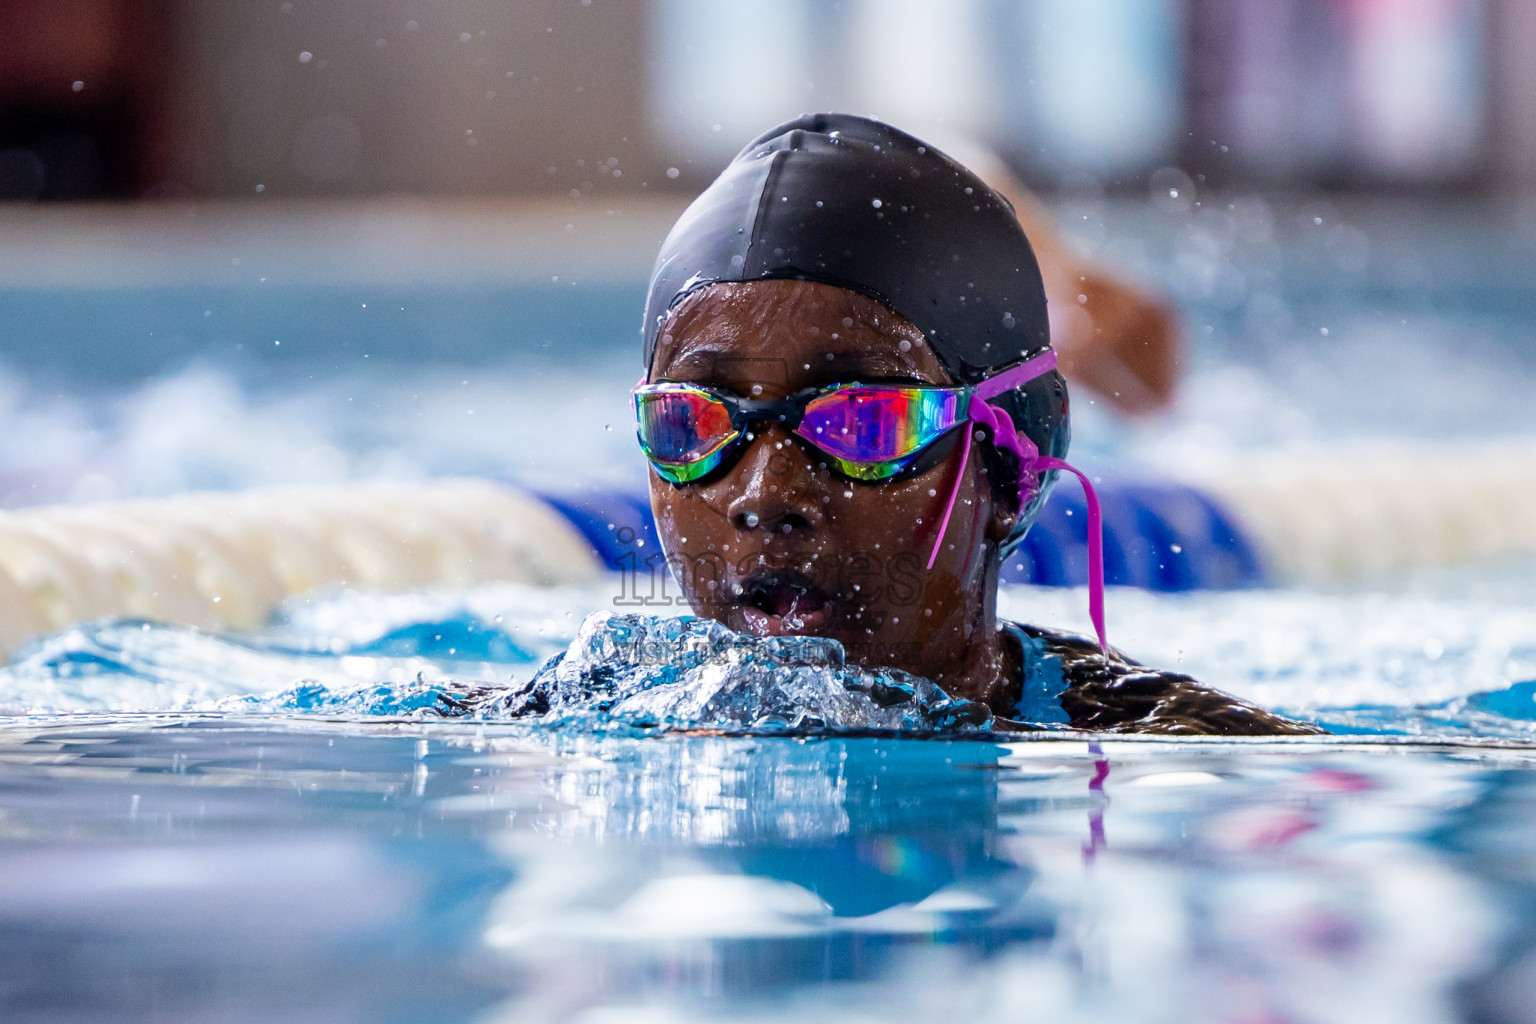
[736, 570, 834, 637]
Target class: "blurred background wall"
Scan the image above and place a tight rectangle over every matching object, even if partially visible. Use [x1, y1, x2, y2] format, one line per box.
[2, 0, 1532, 203]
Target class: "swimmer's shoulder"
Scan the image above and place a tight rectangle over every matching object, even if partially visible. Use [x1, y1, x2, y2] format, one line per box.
[1010, 622, 1325, 737]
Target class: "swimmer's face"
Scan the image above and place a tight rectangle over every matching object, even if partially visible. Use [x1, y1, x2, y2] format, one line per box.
[647, 279, 1015, 701]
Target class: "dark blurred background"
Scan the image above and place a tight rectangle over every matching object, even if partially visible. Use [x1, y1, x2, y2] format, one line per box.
[1, 0, 1529, 202]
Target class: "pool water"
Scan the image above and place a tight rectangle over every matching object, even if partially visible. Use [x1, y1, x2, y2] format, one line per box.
[2, 719, 1534, 1023]
[5, 575, 1535, 738]
[0, 575, 1531, 1021]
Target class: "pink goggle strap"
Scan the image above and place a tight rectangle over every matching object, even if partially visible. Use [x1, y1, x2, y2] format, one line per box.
[1036, 455, 1107, 653]
[924, 349, 1108, 653]
[925, 420, 976, 571]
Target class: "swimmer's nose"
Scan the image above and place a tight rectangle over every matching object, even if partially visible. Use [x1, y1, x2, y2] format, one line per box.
[722, 423, 824, 534]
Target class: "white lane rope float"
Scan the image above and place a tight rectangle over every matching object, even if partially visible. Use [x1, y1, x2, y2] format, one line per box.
[1174, 438, 1536, 587]
[0, 479, 601, 659]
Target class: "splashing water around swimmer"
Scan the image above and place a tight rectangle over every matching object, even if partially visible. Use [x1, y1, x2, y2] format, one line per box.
[0, 604, 996, 733]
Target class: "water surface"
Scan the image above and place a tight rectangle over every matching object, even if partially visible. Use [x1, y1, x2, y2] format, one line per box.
[2, 718, 1533, 1023]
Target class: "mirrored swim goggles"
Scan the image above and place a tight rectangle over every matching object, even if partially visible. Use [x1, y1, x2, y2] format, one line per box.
[633, 349, 1109, 651]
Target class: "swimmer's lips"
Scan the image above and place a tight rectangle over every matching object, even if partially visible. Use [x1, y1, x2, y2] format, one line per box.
[734, 570, 834, 637]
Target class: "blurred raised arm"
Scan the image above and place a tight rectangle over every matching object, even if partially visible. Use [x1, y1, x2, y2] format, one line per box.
[964, 151, 1184, 415]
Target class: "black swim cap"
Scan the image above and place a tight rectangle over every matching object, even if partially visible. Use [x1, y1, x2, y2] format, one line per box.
[642, 113, 1069, 550]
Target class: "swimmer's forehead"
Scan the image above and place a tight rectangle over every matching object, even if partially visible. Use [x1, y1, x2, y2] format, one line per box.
[650, 280, 951, 392]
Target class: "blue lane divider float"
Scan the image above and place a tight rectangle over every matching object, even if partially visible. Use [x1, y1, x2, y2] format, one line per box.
[539, 479, 1267, 593]
[1010, 481, 1266, 591]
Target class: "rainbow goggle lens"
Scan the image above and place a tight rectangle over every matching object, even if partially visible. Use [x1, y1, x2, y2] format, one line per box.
[633, 380, 970, 485]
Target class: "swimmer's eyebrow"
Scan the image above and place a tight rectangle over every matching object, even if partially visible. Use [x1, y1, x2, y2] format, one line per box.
[657, 341, 753, 380]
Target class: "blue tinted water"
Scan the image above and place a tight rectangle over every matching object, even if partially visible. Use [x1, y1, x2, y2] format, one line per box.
[2, 718, 1534, 1023]
[1, 554, 1530, 1019]
[2, 280, 642, 389]
[0, 571, 1528, 1022]
[6, 577, 1535, 737]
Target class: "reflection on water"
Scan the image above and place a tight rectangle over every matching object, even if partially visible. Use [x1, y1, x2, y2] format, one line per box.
[0, 718, 1532, 1022]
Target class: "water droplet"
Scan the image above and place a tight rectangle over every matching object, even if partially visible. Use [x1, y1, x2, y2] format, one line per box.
[871, 198, 882, 208]
[666, 167, 680, 179]
[750, 384, 763, 396]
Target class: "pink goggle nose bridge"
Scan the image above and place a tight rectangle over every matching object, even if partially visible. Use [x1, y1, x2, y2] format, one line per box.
[926, 349, 1107, 653]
